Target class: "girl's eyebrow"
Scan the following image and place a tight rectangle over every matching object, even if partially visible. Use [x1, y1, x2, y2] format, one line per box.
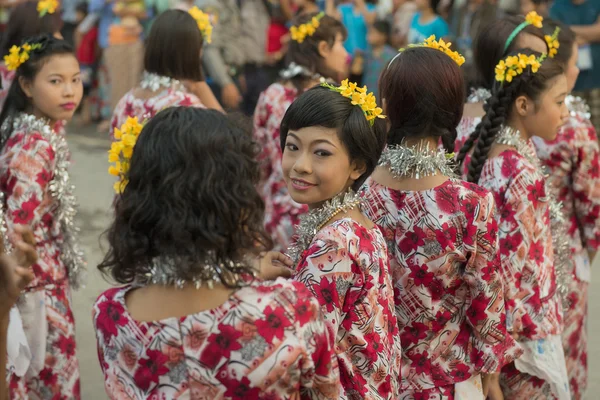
[288, 132, 338, 148]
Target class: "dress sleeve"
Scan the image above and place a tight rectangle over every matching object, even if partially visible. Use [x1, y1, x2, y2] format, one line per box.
[4, 135, 55, 232]
[463, 191, 521, 372]
[571, 123, 600, 250]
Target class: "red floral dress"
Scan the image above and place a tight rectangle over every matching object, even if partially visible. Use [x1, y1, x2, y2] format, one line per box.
[253, 83, 308, 251]
[294, 218, 402, 399]
[475, 149, 569, 399]
[362, 178, 521, 399]
[1, 119, 81, 399]
[93, 278, 340, 399]
[0, 62, 15, 111]
[532, 104, 600, 399]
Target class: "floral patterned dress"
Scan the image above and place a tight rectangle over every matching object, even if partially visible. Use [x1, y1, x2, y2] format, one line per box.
[1, 116, 81, 399]
[253, 83, 308, 251]
[362, 178, 521, 399]
[93, 278, 340, 399]
[475, 148, 569, 400]
[531, 98, 600, 399]
[293, 218, 402, 399]
[0, 62, 15, 111]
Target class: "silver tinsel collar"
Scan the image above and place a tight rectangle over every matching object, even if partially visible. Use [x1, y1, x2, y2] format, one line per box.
[379, 143, 457, 180]
[7, 113, 87, 289]
[286, 190, 363, 264]
[496, 126, 572, 306]
[279, 62, 325, 82]
[140, 71, 184, 92]
[467, 87, 492, 104]
[565, 95, 591, 120]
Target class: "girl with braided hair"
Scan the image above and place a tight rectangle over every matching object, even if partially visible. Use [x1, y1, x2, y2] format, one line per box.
[361, 43, 521, 399]
[458, 49, 571, 399]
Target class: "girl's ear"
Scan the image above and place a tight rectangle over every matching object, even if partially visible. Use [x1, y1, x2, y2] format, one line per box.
[349, 160, 366, 181]
[514, 95, 530, 117]
[317, 40, 330, 58]
[18, 77, 33, 98]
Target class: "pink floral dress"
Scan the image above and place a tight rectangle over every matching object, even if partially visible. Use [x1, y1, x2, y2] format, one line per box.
[532, 100, 600, 399]
[294, 218, 402, 399]
[0, 62, 15, 111]
[475, 149, 569, 400]
[253, 83, 308, 251]
[363, 178, 521, 399]
[93, 278, 340, 399]
[1, 117, 81, 399]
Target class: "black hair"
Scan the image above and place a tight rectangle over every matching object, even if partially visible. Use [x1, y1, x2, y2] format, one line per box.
[279, 85, 387, 191]
[545, 19, 576, 68]
[0, 1, 63, 57]
[372, 19, 391, 37]
[379, 47, 465, 153]
[430, 0, 442, 13]
[76, 2, 88, 16]
[99, 107, 271, 287]
[0, 34, 73, 150]
[285, 12, 347, 88]
[144, 10, 204, 82]
[458, 50, 564, 183]
[473, 16, 548, 90]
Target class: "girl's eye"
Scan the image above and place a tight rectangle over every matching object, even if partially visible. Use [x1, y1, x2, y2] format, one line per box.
[73, 77, 81, 83]
[315, 150, 331, 157]
[285, 143, 298, 151]
[50, 79, 60, 84]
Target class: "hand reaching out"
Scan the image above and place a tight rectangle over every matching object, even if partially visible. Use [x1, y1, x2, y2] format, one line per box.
[258, 251, 294, 280]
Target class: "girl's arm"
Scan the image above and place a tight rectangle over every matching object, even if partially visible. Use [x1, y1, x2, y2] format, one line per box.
[325, 0, 341, 20]
[183, 81, 224, 113]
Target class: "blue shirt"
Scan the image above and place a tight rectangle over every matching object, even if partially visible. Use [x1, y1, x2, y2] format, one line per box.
[88, 0, 152, 49]
[551, 0, 600, 90]
[363, 45, 397, 99]
[407, 12, 449, 44]
[338, 3, 376, 56]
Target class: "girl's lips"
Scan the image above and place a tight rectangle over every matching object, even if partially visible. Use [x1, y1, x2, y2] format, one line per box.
[290, 178, 316, 191]
[61, 103, 76, 110]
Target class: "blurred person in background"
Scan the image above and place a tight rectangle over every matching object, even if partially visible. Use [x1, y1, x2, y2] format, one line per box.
[408, 0, 449, 43]
[362, 19, 396, 98]
[521, 0, 550, 16]
[391, 0, 417, 47]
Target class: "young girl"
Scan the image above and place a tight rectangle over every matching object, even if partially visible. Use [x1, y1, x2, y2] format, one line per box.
[0, 34, 85, 398]
[457, 50, 571, 399]
[254, 12, 348, 251]
[362, 43, 520, 399]
[531, 21, 600, 399]
[0, 0, 63, 109]
[95, 106, 340, 399]
[110, 9, 220, 136]
[280, 84, 401, 398]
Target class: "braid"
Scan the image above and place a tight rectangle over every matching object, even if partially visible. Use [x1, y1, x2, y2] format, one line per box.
[455, 125, 481, 169]
[466, 83, 518, 183]
[441, 128, 455, 154]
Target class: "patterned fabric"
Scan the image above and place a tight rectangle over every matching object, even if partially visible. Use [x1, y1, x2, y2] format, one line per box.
[110, 86, 205, 137]
[501, 362, 559, 400]
[294, 218, 402, 399]
[0, 62, 15, 111]
[362, 178, 520, 397]
[94, 279, 340, 399]
[573, 88, 600, 134]
[0, 123, 81, 398]
[562, 277, 588, 399]
[253, 83, 308, 251]
[455, 116, 481, 154]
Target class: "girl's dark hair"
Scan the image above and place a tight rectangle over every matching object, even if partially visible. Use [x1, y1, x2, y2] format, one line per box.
[458, 50, 564, 183]
[545, 19, 576, 68]
[279, 85, 386, 191]
[99, 107, 271, 286]
[474, 16, 547, 90]
[379, 47, 465, 153]
[285, 12, 347, 84]
[0, 35, 73, 149]
[144, 10, 204, 82]
[0, 1, 63, 57]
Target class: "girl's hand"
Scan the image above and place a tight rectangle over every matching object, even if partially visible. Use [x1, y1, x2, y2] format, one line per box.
[258, 251, 294, 280]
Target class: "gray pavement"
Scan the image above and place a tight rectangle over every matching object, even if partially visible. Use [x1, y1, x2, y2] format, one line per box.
[65, 124, 600, 400]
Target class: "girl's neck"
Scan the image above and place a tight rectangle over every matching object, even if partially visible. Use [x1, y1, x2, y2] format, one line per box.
[419, 8, 436, 21]
[505, 117, 532, 141]
[27, 107, 56, 129]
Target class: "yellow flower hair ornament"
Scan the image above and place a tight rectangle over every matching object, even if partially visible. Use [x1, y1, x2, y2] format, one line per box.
[494, 53, 546, 85]
[4, 43, 43, 71]
[411, 35, 466, 66]
[290, 12, 324, 44]
[525, 11, 544, 28]
[545, 27, 561, 58]
[322, 79, 385, 125]
[188, 6, 213, 44]
[37, 0, 59, 17]
[504, 11, 544, 52]
[109, 116, 145, 194]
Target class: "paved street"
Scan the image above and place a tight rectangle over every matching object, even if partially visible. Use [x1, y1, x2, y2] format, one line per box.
[66, 124, 600, 399]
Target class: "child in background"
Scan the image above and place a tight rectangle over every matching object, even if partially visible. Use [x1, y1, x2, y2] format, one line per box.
[75, 2, 99, 125]
[521, 0, 550, 16]
[408, 0, 449, 44]
[391, 0, 417, 47]
[363, 20, 396, 99]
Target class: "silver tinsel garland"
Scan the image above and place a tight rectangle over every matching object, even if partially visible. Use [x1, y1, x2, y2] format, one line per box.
[286, 190, 363, 264]
[0, 192, 11, 254]
[496, 126, 572, 306]
[279, 62, 325, 82]
[140, 71, 185, 92]
[379, 143, 457, 180]
[9, 114, 87, 289]
[467, 87, 492, 104]
[565, 95, 591, 120]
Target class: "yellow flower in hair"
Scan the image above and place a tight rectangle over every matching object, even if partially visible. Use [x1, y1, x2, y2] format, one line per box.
[418, 35, 466, 66]
[544, 27, 561, 58]
[323, 79, 385, 125]
[188, 6, 213, 44]
[37, 0, 59, 16]
[525, 11, 543, 28]
[108, 116, 145, 194]
[495, 52, 547, 84]
[4, 43, 42, 71]
[290, 12, 325, 43]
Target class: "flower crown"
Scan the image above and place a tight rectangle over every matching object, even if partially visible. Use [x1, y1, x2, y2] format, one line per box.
[545, 27, 561, 58]
[494, 53, 546, 84]
[322, 79, 385, 125]
[504, 11, 544, 51]
[415, 35, 465, 66]
[290, 12, 324, 43]
[4, 43, 43, 71]
[188, 6, 213, 44]
[109, 117, 144, 194]
[38, 0, 59, 17]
